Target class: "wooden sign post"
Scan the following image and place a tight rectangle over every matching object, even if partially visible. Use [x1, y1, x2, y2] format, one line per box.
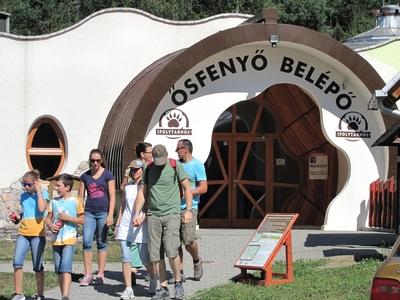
[234, 213, 298, 286]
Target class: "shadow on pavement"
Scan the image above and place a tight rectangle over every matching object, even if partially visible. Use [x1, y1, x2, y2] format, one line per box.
[304, 233, 396, 247]
[322, 248, 385, 260]
[71, 272, 82, 282]
[91, 270, 154, 298]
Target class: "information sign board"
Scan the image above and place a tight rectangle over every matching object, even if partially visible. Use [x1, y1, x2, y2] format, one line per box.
[234, 213, 297, 269]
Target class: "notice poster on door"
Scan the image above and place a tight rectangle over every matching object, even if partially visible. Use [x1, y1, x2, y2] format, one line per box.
[234, 214, 298, 269]
[309, 153, 328, 180]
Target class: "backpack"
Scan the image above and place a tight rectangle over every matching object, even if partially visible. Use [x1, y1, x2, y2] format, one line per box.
[147, 158, 183, 198]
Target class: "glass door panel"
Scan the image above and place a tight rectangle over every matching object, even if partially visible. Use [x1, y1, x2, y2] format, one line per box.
[200, 138, 231, 226]
[202, 184, 229, 219]
[237, 141, 266, 181]
[234, 139, 267, 225]
[236, 185, 266, 219]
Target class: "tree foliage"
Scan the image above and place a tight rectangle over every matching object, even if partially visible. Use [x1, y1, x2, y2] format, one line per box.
[0, 0, 382, 41]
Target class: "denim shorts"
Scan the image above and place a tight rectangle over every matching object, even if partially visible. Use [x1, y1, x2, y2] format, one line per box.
[82, 211, 108, 251]
[147, 214, 180, 262]
[53, 245, 75, 273]
[120, 241, 150, 265]
[13, 235, 46, 272]
[120, 240, 133, 263]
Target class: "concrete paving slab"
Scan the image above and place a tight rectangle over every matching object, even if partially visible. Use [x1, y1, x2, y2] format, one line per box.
[0, 229, 396, 299]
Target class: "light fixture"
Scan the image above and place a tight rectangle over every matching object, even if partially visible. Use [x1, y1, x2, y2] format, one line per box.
[269, 34, 279, 48]
[368, 94, 378, 110]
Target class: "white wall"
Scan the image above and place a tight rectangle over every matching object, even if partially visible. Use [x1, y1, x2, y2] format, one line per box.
[0, 8, 249, 185]
[0, 39, 27, 183]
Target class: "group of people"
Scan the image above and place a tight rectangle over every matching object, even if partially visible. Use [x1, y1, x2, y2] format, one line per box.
[10, 139, 208, 300]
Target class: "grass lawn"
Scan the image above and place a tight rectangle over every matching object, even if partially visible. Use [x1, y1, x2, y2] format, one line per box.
[0, 239, 122, 263]
[0, 272, 59, 300]
[0, 238, 122, 299]
[191, 259, 381, 300]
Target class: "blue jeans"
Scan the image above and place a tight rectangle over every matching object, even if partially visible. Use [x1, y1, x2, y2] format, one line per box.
[82, 211, 108, 251]
[13, 235, 46, 272]
[53, 245, 75, 273]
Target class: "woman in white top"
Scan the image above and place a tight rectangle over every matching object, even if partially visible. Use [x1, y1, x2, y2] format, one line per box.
[115, 159, 157, 300]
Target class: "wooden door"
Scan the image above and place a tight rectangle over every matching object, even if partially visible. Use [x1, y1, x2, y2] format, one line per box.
[232, 136, 271, 228]
[200, 100, 279, 228]
[199, 135, 271, 228]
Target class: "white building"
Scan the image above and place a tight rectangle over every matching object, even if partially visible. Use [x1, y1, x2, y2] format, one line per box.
[1, 7, 400, 231]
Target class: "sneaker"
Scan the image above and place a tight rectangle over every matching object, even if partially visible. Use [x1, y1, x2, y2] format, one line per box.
[193, 257, 203, 281]
[61, 297, 70, 300]
[32, 295, 45, 300]
[94, 275, 105, 285]
[120, 288, 135, 300]
[151, 288, 170, 300]
[167, 272, 186, 284]
[79, 274, 93, 286]
[149, 277, 158, 294]
[11, 294, 25, 300]
[174, 281, 184, 300]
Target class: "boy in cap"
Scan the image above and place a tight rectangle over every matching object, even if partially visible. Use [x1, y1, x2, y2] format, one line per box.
[134, 144, 193, 300]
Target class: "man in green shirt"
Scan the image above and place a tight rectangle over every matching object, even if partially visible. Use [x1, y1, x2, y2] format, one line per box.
[134, 144, 193, 300]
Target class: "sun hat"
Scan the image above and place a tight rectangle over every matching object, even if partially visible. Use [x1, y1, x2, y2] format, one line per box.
[128, 159, 144, 169]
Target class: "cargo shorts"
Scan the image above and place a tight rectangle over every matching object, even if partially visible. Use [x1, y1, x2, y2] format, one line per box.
[147, 213, 180, 262]
[180, 209, 198, 246]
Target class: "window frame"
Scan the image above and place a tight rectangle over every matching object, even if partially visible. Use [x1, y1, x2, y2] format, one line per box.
[26, 117, 66, 179]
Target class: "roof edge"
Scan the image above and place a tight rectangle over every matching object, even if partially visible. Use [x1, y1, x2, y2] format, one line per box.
[0, 8, 251, 41]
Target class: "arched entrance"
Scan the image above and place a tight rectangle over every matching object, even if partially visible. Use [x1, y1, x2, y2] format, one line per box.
[99, 18, 389, 230]
[200, 84, 338, 228]
[99, 21, 384, 189]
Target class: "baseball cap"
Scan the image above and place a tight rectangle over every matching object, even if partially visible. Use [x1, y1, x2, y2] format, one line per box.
[152, 144, 168, 166]
[128, 159, 144, 169]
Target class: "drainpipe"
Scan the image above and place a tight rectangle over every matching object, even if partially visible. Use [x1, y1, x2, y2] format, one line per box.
[374, 72, 400, 117]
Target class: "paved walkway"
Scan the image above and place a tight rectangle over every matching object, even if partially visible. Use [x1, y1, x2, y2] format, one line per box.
[0, 229, 396, 299]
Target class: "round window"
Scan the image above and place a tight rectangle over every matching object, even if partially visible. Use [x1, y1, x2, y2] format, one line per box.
[26, 117, 66, 179]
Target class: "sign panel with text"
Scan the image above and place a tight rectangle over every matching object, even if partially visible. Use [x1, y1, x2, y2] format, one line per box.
[234, 213, 298, 269]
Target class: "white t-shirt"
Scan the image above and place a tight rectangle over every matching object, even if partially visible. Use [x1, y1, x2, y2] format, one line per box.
[115, 182, 148, 243]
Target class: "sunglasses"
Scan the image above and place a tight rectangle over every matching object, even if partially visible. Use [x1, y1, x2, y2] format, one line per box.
[176, 146, 186, 151]
[22, 182, 34, 187]
[130, 167, 142, 172]
[90, 159, 102, 163]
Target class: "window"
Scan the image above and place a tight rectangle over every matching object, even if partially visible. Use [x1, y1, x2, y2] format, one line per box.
[26, 117, 66, 179]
